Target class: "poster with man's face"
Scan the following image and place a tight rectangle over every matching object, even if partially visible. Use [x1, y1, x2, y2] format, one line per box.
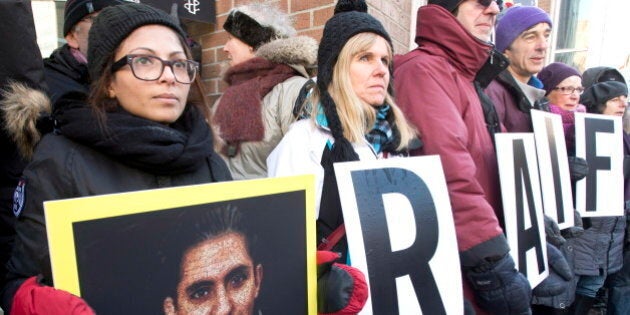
[45, 176, 316, 314]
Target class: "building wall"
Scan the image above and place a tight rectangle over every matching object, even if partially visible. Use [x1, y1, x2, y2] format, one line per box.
[186, 0, 413, 104]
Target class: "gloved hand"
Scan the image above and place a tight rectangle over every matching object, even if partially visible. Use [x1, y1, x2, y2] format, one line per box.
[465, 254, 532, 315]
[561, 210, 584, 239]
[532, 243, 573, 297]
[544, 215, 566, 247]
[11, 276, 94, 315]
[317, 251, 368, 315]
[568, 156, 588, 182]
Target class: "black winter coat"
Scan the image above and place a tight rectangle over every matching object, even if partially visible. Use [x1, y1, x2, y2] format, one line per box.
[0, 0, 47, 299]
[43, 44, 90, 107]
[0, 95, 232, 312]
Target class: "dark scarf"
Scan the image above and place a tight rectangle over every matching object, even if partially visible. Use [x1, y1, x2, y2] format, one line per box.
[213, 57, 297, 155]
[54, 93, 214, 176]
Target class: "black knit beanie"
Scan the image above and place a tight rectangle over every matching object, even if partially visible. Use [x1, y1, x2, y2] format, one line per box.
[428, 0, 464, 12]
[581, 81, 628, 114]
[63, 0, 125, 35]
[317, 0, 392, 163]
[87, 3, 186, 82]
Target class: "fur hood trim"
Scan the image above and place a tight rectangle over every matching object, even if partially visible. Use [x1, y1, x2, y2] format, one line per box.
[256, 36, 317, 75]
[1, 81, 51, 159]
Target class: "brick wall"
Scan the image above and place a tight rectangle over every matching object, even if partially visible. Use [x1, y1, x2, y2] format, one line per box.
[184, 0, 413, 104]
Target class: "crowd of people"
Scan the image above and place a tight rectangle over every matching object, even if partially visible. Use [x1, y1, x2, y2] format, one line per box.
[0, 0, 628, 314]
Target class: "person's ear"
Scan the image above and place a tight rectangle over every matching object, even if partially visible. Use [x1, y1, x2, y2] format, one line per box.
[108, 87, 116, 98]
[254, 264, 263, 298]
[65, 32, 80, 50]
[163, 296, 176, 315]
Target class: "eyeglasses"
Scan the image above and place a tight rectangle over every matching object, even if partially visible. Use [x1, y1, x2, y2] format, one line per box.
[477, 0, 498, 7]
[552, 86, 585, 95]
[111, 54, 199, 84]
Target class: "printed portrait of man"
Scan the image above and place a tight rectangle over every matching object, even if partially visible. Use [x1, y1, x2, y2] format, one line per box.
[70, 191, 308, 314]
[161, 205, 263, 315]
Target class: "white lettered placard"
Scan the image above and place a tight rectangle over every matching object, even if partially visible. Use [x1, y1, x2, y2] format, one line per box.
[495, 133, 548, 289]
[531, 109, 574, 229]
[574, 112, 624, 217]
[334, 156, 461, 315]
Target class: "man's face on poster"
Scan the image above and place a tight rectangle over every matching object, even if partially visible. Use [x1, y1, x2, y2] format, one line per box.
[163, 232, 263, 315]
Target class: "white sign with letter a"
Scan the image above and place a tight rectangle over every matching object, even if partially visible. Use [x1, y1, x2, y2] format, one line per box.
[334, 155, 462, 315]
[495, 133, 548, 289]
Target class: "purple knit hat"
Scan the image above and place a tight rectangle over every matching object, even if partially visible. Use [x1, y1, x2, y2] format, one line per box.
[537, 62, 582, 96]
[495, 6, 552, 53]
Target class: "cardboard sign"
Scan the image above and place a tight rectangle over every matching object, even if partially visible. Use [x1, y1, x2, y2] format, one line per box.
[134, 0, 216, 24]
[531, 110, 574, 229]
[335, 156, 462, 315]
[574, 112, 624, 217]
[45, 176, 316, 314]
[495, 133, 548, 288]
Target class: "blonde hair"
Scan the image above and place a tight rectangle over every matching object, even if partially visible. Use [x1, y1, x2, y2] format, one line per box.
[312, 32, 415, 151]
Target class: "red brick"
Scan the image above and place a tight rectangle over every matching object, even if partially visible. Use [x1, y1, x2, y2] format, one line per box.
[291, 0, 334, 12]
[201, 31, 228, 49]
[298, 28, 323, 42]
[201, 63, 223, 80]
[293, 12, 311, 30]
[313, 6, 334, 27]
[202, 49, 215, 64]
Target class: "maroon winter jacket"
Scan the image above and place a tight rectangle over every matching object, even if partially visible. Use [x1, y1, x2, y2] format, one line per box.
[394, 5, 507, 263]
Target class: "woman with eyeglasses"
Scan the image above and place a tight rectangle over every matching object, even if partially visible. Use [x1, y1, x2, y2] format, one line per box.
[1, 3, 231, 313]
[538, 62, 587, 156]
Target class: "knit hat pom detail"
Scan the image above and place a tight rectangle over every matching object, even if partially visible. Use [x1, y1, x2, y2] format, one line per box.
[334, 0, 368, 14]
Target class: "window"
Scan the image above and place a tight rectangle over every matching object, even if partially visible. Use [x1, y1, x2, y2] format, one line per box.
[549, 0, 630, 83]
[31, 0, 66, 57]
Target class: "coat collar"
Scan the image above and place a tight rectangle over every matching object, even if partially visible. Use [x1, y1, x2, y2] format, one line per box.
[415, 5, 494, 79]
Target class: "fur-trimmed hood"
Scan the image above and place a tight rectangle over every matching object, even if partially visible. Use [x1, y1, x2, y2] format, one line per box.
[255, 35, 318, 77]
[1, 81, 51, 159]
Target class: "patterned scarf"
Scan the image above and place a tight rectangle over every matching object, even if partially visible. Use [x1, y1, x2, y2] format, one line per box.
[365, 105, 394, 154]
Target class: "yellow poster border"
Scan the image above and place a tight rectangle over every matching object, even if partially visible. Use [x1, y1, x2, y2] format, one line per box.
[44, 175, 316, 314]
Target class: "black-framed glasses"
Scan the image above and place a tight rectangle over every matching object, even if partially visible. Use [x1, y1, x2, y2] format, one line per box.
[475, 0, 502, 10]
[111, 54, 199, 84]
[553, 86, 585, 95]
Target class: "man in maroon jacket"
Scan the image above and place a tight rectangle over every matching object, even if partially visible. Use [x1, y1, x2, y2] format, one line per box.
[394, 1, 532, 314]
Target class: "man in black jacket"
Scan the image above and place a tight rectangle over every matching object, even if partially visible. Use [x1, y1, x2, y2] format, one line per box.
[44, 0, 123, 106]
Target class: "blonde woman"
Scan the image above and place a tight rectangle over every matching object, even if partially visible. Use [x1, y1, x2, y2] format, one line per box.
[267, 1, 416, 262]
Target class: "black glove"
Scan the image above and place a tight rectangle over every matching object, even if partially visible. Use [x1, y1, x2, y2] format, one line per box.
[532, 243, 573, 297]
[561, 210, 584, 239]
[317, 251, 368, 315]
[466, 254, 532, 315]
[544, 215, 566, 248]
[568, 156, 588, 182]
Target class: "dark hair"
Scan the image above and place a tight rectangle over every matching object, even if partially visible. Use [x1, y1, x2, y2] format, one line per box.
[158, 204, 258, 303]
